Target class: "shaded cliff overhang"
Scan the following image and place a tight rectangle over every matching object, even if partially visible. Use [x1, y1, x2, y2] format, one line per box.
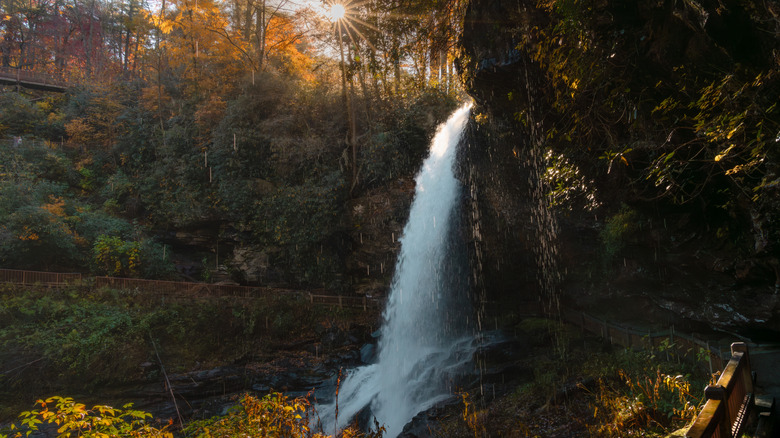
[456, 0, 780, 331]
[457, 0, 550, 121]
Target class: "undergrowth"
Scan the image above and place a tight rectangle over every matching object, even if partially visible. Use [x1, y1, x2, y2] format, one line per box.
[582, 350, 703, 436]
[0, 284, 354, 421]
[0, 393, 383, 438]
[432, 319, 709, 437]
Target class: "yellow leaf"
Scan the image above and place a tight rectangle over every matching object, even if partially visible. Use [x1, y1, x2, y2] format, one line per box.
[714, 144, 735, 162]
[726, 124, 742, 139]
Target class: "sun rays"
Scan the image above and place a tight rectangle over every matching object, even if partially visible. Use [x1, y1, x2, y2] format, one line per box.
[323, 0, 378, 52]
[328, 3, 346, 20]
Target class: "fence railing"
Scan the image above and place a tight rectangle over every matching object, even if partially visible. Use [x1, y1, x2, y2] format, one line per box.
[0, 268, 380, 308]
[686, 342, 755, 438]
[309, 293, 381, 310]
[0, 268, 82, 286]
[93, 276, 260, 298]
[0, 67, 69, 90]
[562, 308, 729, 373]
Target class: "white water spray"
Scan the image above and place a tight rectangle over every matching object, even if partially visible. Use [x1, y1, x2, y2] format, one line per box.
[318, 104, 474, 437]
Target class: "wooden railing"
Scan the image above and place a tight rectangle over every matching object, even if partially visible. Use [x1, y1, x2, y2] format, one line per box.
[686, 342, 755, 438]
[0, 268, 82, 286]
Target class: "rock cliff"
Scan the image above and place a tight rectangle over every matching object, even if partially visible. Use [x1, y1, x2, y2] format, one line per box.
[457, 0, 780, 335]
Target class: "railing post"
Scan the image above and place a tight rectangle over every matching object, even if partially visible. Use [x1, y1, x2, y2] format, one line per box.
[626, 328, 631, 349]
[704, 385, 733, 438]
[731, 342, 753, 394]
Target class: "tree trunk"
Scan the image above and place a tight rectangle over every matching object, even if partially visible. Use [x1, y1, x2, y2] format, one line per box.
[355, 44, 373, 132]
[123, 0, 134, 74]
[156, 0, 167, 148]
[86, 0, 96, 77]
[369, 49, 385, 110]
[255, 0, 265, 71]
[242, 0, 252, 41]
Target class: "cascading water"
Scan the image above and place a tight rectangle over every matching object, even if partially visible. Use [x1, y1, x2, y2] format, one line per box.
[318, 104, 474, 437]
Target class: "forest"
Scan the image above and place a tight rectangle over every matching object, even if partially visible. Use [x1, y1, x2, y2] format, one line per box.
[2, 0, 780, 437]
[0, 0, 464, 288]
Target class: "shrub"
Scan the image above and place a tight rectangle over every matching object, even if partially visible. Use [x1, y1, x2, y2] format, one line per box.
[1, 394, 383, 438]
[93, 235, 141, 277]
[73, 209, 135, 242]
[138, 239, 178, 280]
[0, 206, 82, 270]
[581, 346, 706, 437]
[0, 293, 140, 381]
[253, 171, 347, 287]
[587, 369, 699, 436]
[1, 396, 171, 438]
[0, 179, 69, 217]
[185, 393, 383, 438]
[0, 93, 45, 136]
[185, 393, 319, 438]
[600, 205, 638, 263]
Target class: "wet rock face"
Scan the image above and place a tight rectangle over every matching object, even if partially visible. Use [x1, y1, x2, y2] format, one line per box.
[456, 0, 780, 333]
[456, 0, 557, 310]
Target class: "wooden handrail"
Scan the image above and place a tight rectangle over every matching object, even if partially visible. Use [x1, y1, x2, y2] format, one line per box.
[686, 342, 755, 438]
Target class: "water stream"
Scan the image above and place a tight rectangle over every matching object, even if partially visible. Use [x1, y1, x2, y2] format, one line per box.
[318, 104, 474, 437]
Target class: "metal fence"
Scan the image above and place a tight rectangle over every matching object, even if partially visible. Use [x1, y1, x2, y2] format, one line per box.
[0, 268, 741, 361]
[93, 276, 261, 298]
[0, 268, 380, 308]
[0, 268, 82, 286]
[309, 293, 381, 310]
[562, 307, 728, 373]
[0, 67, 69, 90]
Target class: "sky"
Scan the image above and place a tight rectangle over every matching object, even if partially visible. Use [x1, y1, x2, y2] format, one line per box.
[146, 0, 330, 16]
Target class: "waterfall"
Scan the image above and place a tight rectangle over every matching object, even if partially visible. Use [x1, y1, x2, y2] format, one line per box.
[318, 104, 474, 437]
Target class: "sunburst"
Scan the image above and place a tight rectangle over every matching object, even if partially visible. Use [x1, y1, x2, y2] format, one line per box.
[329, 3, 346, 20]
[323, 0, 378, 52]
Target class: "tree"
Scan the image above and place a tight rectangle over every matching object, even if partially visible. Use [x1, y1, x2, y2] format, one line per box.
[0, 205, 82, 270]
[64, 85, 126, 149]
